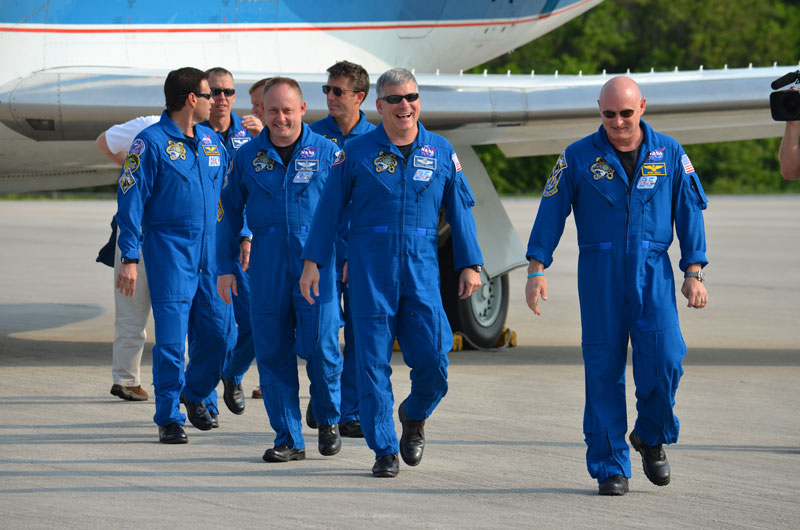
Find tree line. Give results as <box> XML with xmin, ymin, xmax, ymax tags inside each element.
<box><xmin>469</xmin><ymin>0</ymin><xmax>800</xmax><ymax>194</ymax></box>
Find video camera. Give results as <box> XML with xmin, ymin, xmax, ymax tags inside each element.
<box><xmin>770</xmin><ymin>70</ymin><xmax>800</xmax><ymax>121</ymax></box>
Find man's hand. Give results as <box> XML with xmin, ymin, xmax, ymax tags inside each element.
<box><xmin>525</xmin><ymin>259</ymin><xmax>547</xmax><ymax>316</ymax></box>
<box><xmin>681</xmin><ymin>277</ymin><xmax>708</xmax><ymax>308</ymax></box>
<box><xmin>342</xmin><ymin>261</ymin><xmax>348</xmax><ymax>285</ymax></box>
<box><xmin>217</xmin><ymin>274</ymin><xmax>237</xmax><ymax>305</ymax></box>
<box><xmin>116</xmin><ymin>262</ymin><xmax>138</xmax><ymax>297</ymax></box>
<box><xmin>458</xmin><ymin>268</ymin><xmax>482</xmax><ymax>299</ymax></box>
<box><xmin>241</xmin><ymin>115</ymin><xmax>264</xmax><ymax>137</ymax></box>
<box><xmin>525</xmin><ymin>277</ymin><xmax>548</xmax><ymax>316</ymax></box>
<box><xmin>299</xmin><ymin>260</ymin><xmax>320</xmax><ymax>305</ymax></box>
<box><xmin>239</xmin><ymin>239</ymin><xmax>251</xmax><ymax>271</ymax></box>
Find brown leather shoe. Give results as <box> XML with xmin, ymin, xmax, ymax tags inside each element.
<box><xmin>110</xmin><ymin>384</ymin><xmax>148</xmax><ymax>401</ymax></box>
<box><xmin>251</xmin><ymin>387</ymin><xmax>262</xmax><ymax>399</ymax></box>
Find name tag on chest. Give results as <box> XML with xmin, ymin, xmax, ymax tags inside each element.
<box><xmin>413</xmin><ymin>155</ymin><xmax>436</xmax><ymax>170</ymax></box>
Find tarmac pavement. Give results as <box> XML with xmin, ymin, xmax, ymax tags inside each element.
<box><xmin>0</xmin><ymin>197</ymin><xmax>798</xmax><ymax>529</ymax></box>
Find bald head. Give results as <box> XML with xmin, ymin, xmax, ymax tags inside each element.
<box><xmin>597</xmin><ymin>76</ymin><xmax>646</xmax><ymax>151</ymax></box>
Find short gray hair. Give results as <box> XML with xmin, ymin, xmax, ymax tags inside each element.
<box><xmin>376</xmin><ymin>68</ymin><xmax>417</xmax><ymax>98</ymax></box>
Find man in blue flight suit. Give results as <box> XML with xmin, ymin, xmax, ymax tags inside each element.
<box><xmin>300</xmin><ymin>68</ymin><xmax>483</xmax><ymax>478</ymax></box>
<box><xmin>116</xmin><ymin>67</ymin><xmax>232</xmax><ymax>444</ymax></box>
<box><xmin>201</xmin><ymin>67</ymin><xmax>257</xmax><ymax>418</ymax></box>
<box><xmin>307</xmin><ymin>60</ymin><xmax>376</xmax><ymax>438</ymax></box>
<box><xmin>525</xmin><ymin>76</ymin><xmax>709</xmax><ymax>495</ymax></box>
<box><xmin>216</xmin><ymin>77</ymin><xmax>344</xmax><ymax>462</ymax></box>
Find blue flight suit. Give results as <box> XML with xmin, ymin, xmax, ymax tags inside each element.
<box><xmin>202</xmin><ymin>111</ymin><xmax>256</xmax><ymax>389</ymax></box>
<box><xmin>526</xmin><ymin>120</ymin><xmax>708</xmax><ymax>483</ymax></box>
<box><xmin>309</xmin><ymin>111</ymin><xmax>376</xmax><ymax>426</ymax></box>
<box><xmin>117</xmin><ymin>111</ymin><xmax>232</xmax><ymax>427</ymax></box>
<box><xmin>302</xmin><ymin>122</ymin><xmax>483</xmax><ymax>458</ymax></box>
<box><xmin>217</xmin><ymin>123</ymin><xmax>343</xmax><ymax>449</ymax></box>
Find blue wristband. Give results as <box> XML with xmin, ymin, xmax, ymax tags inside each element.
<box><xmin>527</xmin><ymin>272</ymin><xmax>544</xmax><ymax>278</ymax></box>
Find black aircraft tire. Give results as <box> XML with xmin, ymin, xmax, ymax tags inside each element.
<box><xmin>454</xmin><ymin>272</ymin><xmax>509</xmax><ymax>349</ymax></box>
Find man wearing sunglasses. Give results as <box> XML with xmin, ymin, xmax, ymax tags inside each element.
<box><xmin>306</xmin><ymin>60</ymin><xmax>376</xmax><ymax>439</ymax></box>
<box><xmin>525</xmin><ymin>76</ymin><xmax>709</xmax><ymax>495</ymax></box>
<box><xmin>300</xmin><ymin>68</ymin><xmax>483</xmax><ymax>478</ymax></box>
<box><xmin>217</xmin><ymin>77</ymin><xmax>345</xmax><ymax>463</ymax></box>
<box><xmin>199</xmin><ymin>67</ymin><xmax>258</xmax><ymax>421</ymax></box>
<box><xmin>116</xmin><ymin>67</ymin><xmax>232</xmax><ymax>444</ymax></box>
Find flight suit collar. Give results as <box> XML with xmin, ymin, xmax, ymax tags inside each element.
<box><xmin>373</xmin><ymin>120</ymin><xmax>430</xmax><ymax>158</ymax></box>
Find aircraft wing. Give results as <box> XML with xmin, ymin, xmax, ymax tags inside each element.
<box><xmin>0</xmin><ymin>64</ymin><xmax>787</xmax><ymax>187</ymax></box>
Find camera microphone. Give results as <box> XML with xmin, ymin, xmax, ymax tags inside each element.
<box><xmin>771</xmin><ymin>70</ymin><xmax>800</xmax><ymax>90</ymax></box>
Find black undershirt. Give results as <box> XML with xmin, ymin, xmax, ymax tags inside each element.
<box><xmin>397</xmin><ymin>143</ymin><xmax>413</xmax><ymax>159</ymax></box>
<box><xmin>614</xmin><ymin>146</ymin><xmax>640</xmax><ymax>190</ymax></box>
<box><xmin>275</xmin><ymin>137</ymin><xmax>300</xmax><ymax>167</ymax></box>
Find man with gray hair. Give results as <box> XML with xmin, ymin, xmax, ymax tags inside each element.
<box><xmin>300</xmin><ymin>68</ymin><xmax>483</xmax><ymax>477</ymax></box>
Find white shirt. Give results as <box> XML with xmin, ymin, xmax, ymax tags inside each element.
<box><xmin>105</xmin><ymin>115</ymin><xmax>160</xmax><ymax>154</ymax></box>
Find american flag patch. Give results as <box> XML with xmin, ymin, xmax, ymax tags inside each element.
<box><xmin>681</xmin><ymin>154</ymin><xmax>694</xmax><ymax>174</ymax></box>
<box><xmin>452</xmin><ymin>153</ymin><xmax>462</xmax><ymax>172</ymax></box>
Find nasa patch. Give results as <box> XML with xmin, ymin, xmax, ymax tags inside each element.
<box><xmin>298</xmin><ymin>146</ymin><xmax>318</xmax><ymax>159</ymax></box>
<box><xmin>420</xmin><ymin>145</ymin><xmax>436</xmax><ymax>157</ymax></box>
<box><xmin>647</xmin><ymin>147</ymin><xmax>665</xmax><ymax>161</ymax></box>
<box><xmin>200</xmin><ymin>134</ymin><xmax>213</xmax><ymax>146</ymax></box>
<box><xmin>637</xmin><ymin>176</ymin><xmax>658</xmax><ymax>189</ymax></box>
<box><xmin>413</xmin><ymin>169</ymin><xmax>433</xmax><ymax>182</ymax></box>
<box><xmin>543</xmin><ymin>152</ymin><xmax>567</xmax><ymax>197</ymax></box>
<box><xmin>119</xmin><ymin>169</ymin><xmax>136</xmax><ymax>194</ymax></box>
<box><xmin>293</xmin><ymin>171</ymin><xmax>313</xmax><ymax>184</ymax></box>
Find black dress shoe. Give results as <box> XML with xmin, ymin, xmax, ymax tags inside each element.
<box><xmin>263</xmin><ymin>444</ymin><xmax>306</xmax><ymax>463</ymax></box>
<box><xmin>398</xmin><ymin>399</ymin><xmax>425</xmax><ymax>466</ymax></box>
<box><xmin>598</xmin><ymin>474</ymin><xmax>629</xmax><ymax>496</ymax></box>
<box><xmin>339</xmin><ymin>420</ymin><xmax>364</xmax><ymax>438</ymax></box>
<box><xmin>180</xmin><ymin>394</ymin><xmax>214</xmax><ymax>431</ymax></box>
<box><xmin>210</xmin><ymin>411</ymin><xmax>219</xmax><ymax>428</ymax></box>
<box><xmin>372</xmin><ymin>454</ymin><xmax>399</xmax><ymax>478</ymax></box>
<box><xmin>221</xmin><ymin>375</ymin><xmax>245</xmax><ymax>415</ymax></box>
<box><xmin>159</xmin><ymin>423</ymin><xmax>188</xmax><ymax>444</ymax></box>
<box><xmin>318</xmin><ymin>424</ymin><xmax>342</xmax><ymax>456</ymax></box>
<box><xmin>630</xmin><ymin>431</ymin><xmax>671</xmax><ymax>486</ymax></box>
<box><xmin>306</xmin><ymin>400</ymin><xmax>317</xmax><ymax>429</ymax></box>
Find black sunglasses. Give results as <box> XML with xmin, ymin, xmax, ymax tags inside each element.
<box><xmin>210</xmin><ymin>87</ymin><xmax>236</xmax><ymax>97</ymax></box>
<box><xmin>602</xmin><ymin>109</ymin><xmax>635</xmax><ymax>119</ymax></box>
<box><xmin>380</xmin><ymin>93</ymin><xmax>420</xmax><ymax>104</ymax></box>
<box><xmin>322</xmin><ymin>85</ymin><xmax>363</xmax><ymax>97</ymax></box>
<box><xmin>179</xmin><ymin>92</ymin><xmax>212</xmax><ymax>100</ymax></box>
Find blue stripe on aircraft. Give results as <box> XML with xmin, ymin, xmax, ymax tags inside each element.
<box><xmin>0</xmin><ymin>0</ymin><xmax>585</xmax><ymax>26</ymax></box>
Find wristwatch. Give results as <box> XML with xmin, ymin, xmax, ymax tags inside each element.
<box><xmin>684</xmin><ymin>270</ymin><xmax>705</xmax><ymax>282</ymax></box>
<box><xmin>120</xmin><ymin>257</ymin><xmax>139</xmax><ymax>264</ymax></box>
<box><xmin>465</xmin><ymin>264</ymin><xmax>482</xmax><ymax>273</ymax></box>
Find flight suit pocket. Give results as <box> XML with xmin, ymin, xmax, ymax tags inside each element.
<box><xmin>577</xmin><ymin>242</ymin><xmax>614</xmax><ymax>344</ymax></box>
<box><xmin>295</xmin><ymin>303</ymin><xmax>319</xmax><ymax>361</ymax></box>
<box><xmin>631</xmin><ymin>330</ymin><xmax>659</xmax><ymax>399</ymax></box>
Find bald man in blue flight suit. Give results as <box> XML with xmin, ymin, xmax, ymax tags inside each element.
<box><xmin>300</xmin><ymin>68</ymin><xmax>483</xmax><ymax>478</ymax></box>
<box><xmin>216</xmin><ymin>77</ymin><xmax>344</xmax><ymax>462</ymax></box>
<box><xmin>308</xmin><ymin>60</ymin><xmax>376</xmax><ymax>438</ymax></box>
<box><xmin>525</xmin><ymin>76</ymin><xmax>709</xmax><ymax>496</ymax></box>
<box><xmin>116</xmin><ymin>67</ymin><xmax>232</xmax><ymax>444</ymax></box>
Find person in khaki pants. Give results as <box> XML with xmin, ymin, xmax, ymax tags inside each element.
<box><xmin>96</xmin><ymin>115</ymin><xmax>159</xmax><ymax>401</ymax></box>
